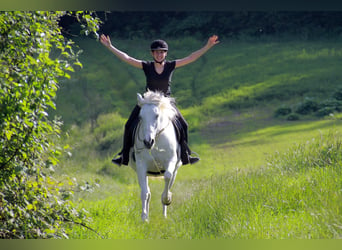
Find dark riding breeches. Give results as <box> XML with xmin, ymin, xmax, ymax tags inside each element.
<box><xmin>118</xmin><ymin>104</ymin><xmax>191</xmax><ymax>165</ymax></box>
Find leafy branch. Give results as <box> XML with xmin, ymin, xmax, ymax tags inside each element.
<box><xmin>0</xmin><ymin>11</ymin><xmax>101</xmax><ymax>239</ymax></box>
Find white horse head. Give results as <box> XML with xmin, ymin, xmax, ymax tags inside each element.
<box><xmin>132</xmin><ymin>90</ymin><xmax>181</xmax><ymax>221</ymax></box>
<box><xmin>137</xmin><ymin>91</ymin><xmax>176</xmax><ymax>149</ymax></box>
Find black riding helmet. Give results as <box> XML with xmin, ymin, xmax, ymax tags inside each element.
<box><xmin>150</xmin><ymin>39</ymin><xmax>168</xmax><ymax>51</ymax></box>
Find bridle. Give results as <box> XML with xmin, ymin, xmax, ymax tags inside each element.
<box><xmin>135</xmin><ymin>117</ymin><xmax>171</xmax><ymax>153</ymax></box>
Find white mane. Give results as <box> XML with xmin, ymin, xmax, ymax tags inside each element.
<box><xmin>138</xmin><ymin>91</ymin><xmax>177</xmax><ymax>120</ymax></box>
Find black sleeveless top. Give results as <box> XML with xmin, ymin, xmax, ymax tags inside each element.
<box><xmin>142</xmin><ymin>60</ymin><xmax>176</xmax><ymax>96</ymax></box>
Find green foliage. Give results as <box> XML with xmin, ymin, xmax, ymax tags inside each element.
<box><xmin>287</xmin><ymin>114</ymin><xmax>300</xmax><ymax>121</ymax></box>
<box><xmin>274</xmin><ymin>106</ymin><xmax>292</xmax><ymax>117</ymax></box>
<box><xmin>93</xmin><ymin>113</ymin><xmax>126</xmax><ymax>154</ymax></box>
<box><xmin>315</xmin><ymin>107</ymin><xmax>336</xmax><ymax>117</ymax></box>
<box><xmin>295</xmin><ymin>98</ymin><xmax>319</xmax><ymax>115</ymax></box>
<box><xmin>333</xmin><ymin>87</ymin><xmax>342</xmax><ymax>100</ymax></box>
<box><xmin>0</xmin><ymin>11</ymin><xmax>100</xmax><ymax>238</ymax></box>
<box><xmin>275</xmin><ymin>91</ymin><xmax>342</xmax><ymax>120</ymax></box>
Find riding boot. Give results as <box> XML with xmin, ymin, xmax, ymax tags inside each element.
<box><xmin>180</xmin><ymin>142</ymin><xmax>190</xmax><ymax>165</ymax></box>
<box><xmin>172</xmin><ymin>111</ymin><xmax>200</xmax><ymax>165</ymax></box>
<box><xmin>112</xmin><ymin>144</ymin><xmax>131</xmax><ymax>166</ymax></box>
<box><xmin>112</xmin><ymin>105</ymin><xmax>141</xmax><ymax>166</ymax></box>
<box><xmin>113</xmin><ymin>125</ymin><xmax>133</xmax><ymax>166</ymax></box>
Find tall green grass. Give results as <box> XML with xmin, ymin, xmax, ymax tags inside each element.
<box><xmin>65</xmin><ymin>124</ymin><xmax>342</xmax><ymax>239</ymax></box>
<box><xmin>176</xmin><ymin>131</ymin><xmax>342</xmax><ymax>239</ymax></box>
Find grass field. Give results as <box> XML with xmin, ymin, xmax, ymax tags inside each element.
<box><xmin>53</xmin><ymin>37</ymin><xmax>342</xmax><ymax>239</ymax></box>
<box><xmin>62</xmin><ymin>118</ymin><xmax>342</xmax><ymax>239</ymax></box>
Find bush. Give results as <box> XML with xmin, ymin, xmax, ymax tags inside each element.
<box><xmin>316</xmin><ymin>107</ymin><xmax>335</xmax><ymax>117</ymax></box>
<box><xmin>93</xmin><ymin>113</ymin><xmax>125</xmax><ymax>154</ymax></box>
<box><xmin>332</xmin><ymin>87</ymin><xmax>342</xmax><ymax>101</ymax></box>
<box><xmin>318</xmin><ymin>99</ymin><xmax>342</xmax><ymax>111</ymax></box>
<box><xmin>276</xmin><ymin>95</ymin><xmax>342</xmax><ymax>121</ymax></box>
<box><xmin>0</xmin><ymin>11</ymin><xmax>100</xmax><ymax>239</ymax></box>
<box><xmin>274</xmin><ymin>106</ymin><xmax>292</xmax><ymax>117</ymax></box>
<box><xmin>295</xmin><ymin>98</ymin><xmax>319</xmax><ymax>115</ymax></box>
<box><xmin>287</xmin><ymin>114</ymin><xmax>300</xmax><ymax>121</ymax></box>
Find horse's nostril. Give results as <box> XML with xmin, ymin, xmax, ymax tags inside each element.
<box><xmin>144</xmin><ymin>139</ymin><xmax>154</xmax><ymax>149</ymax></box>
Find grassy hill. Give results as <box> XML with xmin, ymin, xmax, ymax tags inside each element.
<box><xmin>53</xmin><ymin>36</ymin><xmax>342</xmax><ymax>128</ymax></box>
<box><xmin>52</xmin><ymin>36</ymin><xmax>342</xmax><ymax>239</ymax></box>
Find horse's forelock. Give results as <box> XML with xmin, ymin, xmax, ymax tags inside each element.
<box><xmin>142</xmin><ymin>91</ymin><xmax>163</xmax><ymax>104</ymax></box>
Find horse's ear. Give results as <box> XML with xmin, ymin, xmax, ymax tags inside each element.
<box><xmin>137</xmin><ymin>93</ymin><xmax>144</xmax><ymax>107</ymax></box>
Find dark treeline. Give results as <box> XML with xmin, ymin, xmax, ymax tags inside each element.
<box><xmin>60</xmin><ymin>11</ymin><xmax>342</xmax><ymax>40</ymax></box>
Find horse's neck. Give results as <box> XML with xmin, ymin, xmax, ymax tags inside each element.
<box><xmin>157</xmin><ymin>117</ymin><xmax>177</xmax><ymax>143</ymax></box>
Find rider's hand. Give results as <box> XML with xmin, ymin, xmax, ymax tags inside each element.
<box><xmin>100</xmin><ymin>34</ymin><xmax>112</xmax><ymax>48</ymax></box>
<box><xmin>207</xmin><ymin>35</ymin><xmax>219</xmax><ymax>47</ymax></box>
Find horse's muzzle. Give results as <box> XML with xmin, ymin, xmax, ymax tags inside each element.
<box><xmin>143</xmin><ymin>139</ymin><xmax>154</xmax><ymax>149</ymax></box>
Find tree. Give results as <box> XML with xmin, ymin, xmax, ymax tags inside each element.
<box><xmin>0</xmin><ymin>11</ymin><xmax>100</xmax><ymax>239</ymax></box>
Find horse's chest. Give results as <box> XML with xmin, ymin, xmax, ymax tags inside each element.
<box><xmin>136</xmin><ymin>143</ymin><xmax>170</xmax><ymax>167</ymax></box>
<box><xmin>149</xmin><ymin>145</ymin><xmax>170</xmax><ymax>162</ymax></box>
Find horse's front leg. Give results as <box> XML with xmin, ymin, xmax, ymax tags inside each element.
<box><xmin>161</xmin><ymin>160</ymin><xmax>178</xmax><ymax>218</ymax></box>
<box><xmin>137</xmin><ymin>166</ymin><xmax>151</xmax><ymax>222</ymax></box>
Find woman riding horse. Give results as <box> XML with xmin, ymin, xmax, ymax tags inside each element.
<box><xmin>100</xmin><ymin>34</ymin><xmax>219</xmax><ymax>166</ymax></box>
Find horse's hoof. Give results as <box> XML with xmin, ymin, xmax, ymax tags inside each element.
<box><xmin>163</xmin><ymin>200</ymin><xmax>171</xmax><ymax>206</ymax></box>
<box><xmin>162</xmin><ymin>192</ymin><xmax>172</xmax><ymax>206</ymax></box>
<box><xmin>141</xmin><ymin>214</ymin><xmax>149</xmax><ymax>222</ymax></box>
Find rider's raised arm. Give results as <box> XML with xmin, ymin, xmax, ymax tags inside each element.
<box><xmin>100</xmin><ymin>34</ymin><xmax>143</xmax><ymax>69</ymax></box>
<box><xmin>175</xmin><ymin>35</ymin><xmax>219</xmax><ymax>68</ymax></box>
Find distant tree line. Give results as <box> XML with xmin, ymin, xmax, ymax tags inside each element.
<box><xmin>60</xmin><ymin>11</ymin><xmax>342</xmax><ymax>40</ymax></box>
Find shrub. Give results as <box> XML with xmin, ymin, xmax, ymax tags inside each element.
<box><xmin>332</xmin><ymin>87</ymin><xmax>342</xmax><ymax>101</ymax></box>
<box><xmin>274</xmin><ymin>106</ymin><xmax>292</xmax><ymax>117</ymax></box>
<box><xmin>295</xmin><ymin>98</ymin><xmax>319</xmax><ymax>115</ymax></box>
<box><xmin>287</xmin><ymin>114</ymin><xmax>300</xmax><ymax>121</ymax></box>
<box><xmin>316</xmin><ymin>107</ymin><xmax>335</xmax><ymax>117</ymax></box>
<box><xmin>318</xmin><ymin>99</ymin><xmax>342</xmax><ymax>111</ymax></box>
<box><xmin>93</xmin><ymin>113</ymin><xmax>125</xmax><ymax>154</ymax></box>
<box><xmin>0</xmin><ymin>11</ymin><xmax>100</xmax><ymax>239</ymax></box>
